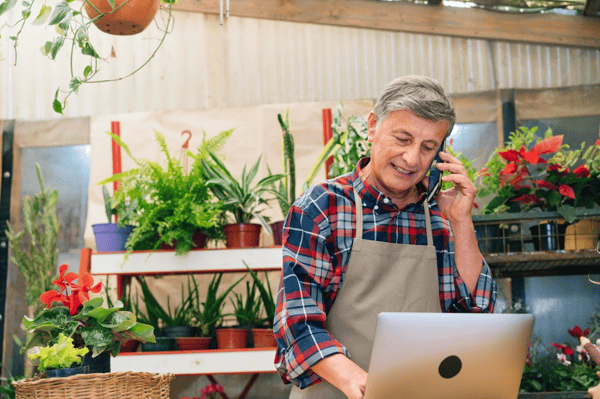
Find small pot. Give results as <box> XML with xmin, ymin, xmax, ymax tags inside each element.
<box><xmin>175</xmin><ymin>337</ymin><xmax>212</xmax><ymax>351</ymax></box>
<box><xmin>163</xmin><ymin>325</ymin><xmax>196</xmax><ymax>338</ymax></box>
<box><xmin>270</xmin><ymin>220</ymin><xmax>285</xmax><ymax>246</ymax></box>
<box><xmin>84</xmin><ymin>0</ymin><xmax>160</xmax><ymax>36</ymax></box>
<box><xmin>223</xmin><ymin>224</ymin><xmax>262</xmax><ymax>248</ymax></box>
<box><xmin>92</xmin><ymin>223</ymin><xmax>133</xmax><ymax>252</ymax></box>
<box><xmin>46</xmin><ymin>366</ymin><xmax>87</xmax><ymax>378</ymax></box>
<box><xmin>160</xmin><ymin>231</ymin><xmax>208</xmax><ymax>251</ymax></box>
<box><xmin>216</xmin><ymin>328</ymin><xmax>249</xmax><ymax>349</ymax></box>
<box><xmin>252</xmin><ymin>328</ymin><xmax>277</xmax><ymax>348</ymax></box>
<box><xmin>81</xmin><ymin>351</ymin><xmax>111</xmax><ymax>374</ymax></box>
<box><xmin>141</xmin><ymin>337</ymin><xmax>176</xmax><ymax>352</ymax></box>
<box><xmin>119</xmin><ymin>340</ymin><xmax>139</xmax><ymax>353</ymax></box>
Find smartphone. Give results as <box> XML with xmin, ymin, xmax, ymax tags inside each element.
<box><xmin>426</xmin><ymin>141</ymin><xmax>446</xmax><ymax>204</ymax></box>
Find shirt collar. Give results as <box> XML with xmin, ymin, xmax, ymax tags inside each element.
<box><xmin>351</xmin><ymin>157</ymin><xmax>427</xmax><ymax>212</ymax></box>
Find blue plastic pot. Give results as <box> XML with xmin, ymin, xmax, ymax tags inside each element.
<box><xmin>92</xmin><ymin>223</ymin><xmax>133</xmax><ymax>252</ymax></box>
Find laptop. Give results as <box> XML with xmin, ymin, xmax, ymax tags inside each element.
<box><xmin>364</xmin><ymin>312</ymin><xmax>535</xmax><ymax>399</ymax></box>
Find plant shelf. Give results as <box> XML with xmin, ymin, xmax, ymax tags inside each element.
<box><xmin>111</xmin><ymin>348</ymin><xmax>277</xmax><ymax>375</ymax></box>
<box><xmin>83</xmin><ymin>246</ymin><xmax>283</xmax><ymax>276</ymax></box>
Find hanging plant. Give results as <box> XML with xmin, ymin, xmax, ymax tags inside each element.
<box><xmin>0</xmin><ymin>0</ymin><xmax>176</xmax><ymax>114</ymax></box>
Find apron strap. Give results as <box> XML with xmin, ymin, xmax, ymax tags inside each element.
<box><xmin>353</xmin><ymin>188</ymin><xmax>434</xmax><ymax>245</ymax></box>
<box><xmin>353</xmin><ymin>188</ymin><xmax>364</xmax><ymax>238</ymax></box>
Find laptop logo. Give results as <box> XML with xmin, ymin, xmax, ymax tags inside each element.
<box><xmin>438</xmin><ymin>355</ymin><xmax>462</xmax><ymax>379</ymax></box>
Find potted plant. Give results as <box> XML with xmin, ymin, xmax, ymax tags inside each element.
<box><xmin>28</xmin><ymin>333</ymin><xmax>90</xmax><ymax>378</ymax></box>
<box><xmin>92</xmin><ymin>185</ymin><xmax>137</xmax><ymax>252</ymax></box>
<box><xmin>477</xmin><ymin>126</ymin><xmax>600</xmax><ymax>251</ymax></box>
<box><xmin>0</xmin><ymin>0</ymin><xmax>175</xmax><ymax>113</ymax></box>
<box><xmin>5</xmin><ymin>163</ymin><xmax>59</xmax><ymax>318</ymax></box>
<box><xmin>190</xmin><ymin>273</ymin><xmax>245</xmax><ymax>349</ymax></box>
<box><xmin>244</xmin><ymin>262</ymin><xmax>277</xmax><ymax>348</ymax></box>
<box><xmin>267</xmin><ymin>110</ymin><xmax>342</xmax><ymax>244</ymax></box>
<box><xmin>21</xmin><ymin>264</ymin><xmax>156</xmax><ymax>374</ymax></box>
<box><xmin>215</xmin><ymin>279</ymin><xmax>262</xmax><ymax>350</ymax></box>
<box><xmin>201</xmin><ymin>151</ymin><xmax>284</xmax><ymax>248</ymax></box>
<box><xmin>100</xmin><ymin>129</ymin><xmax>233</xmax><ymax>257</ymax></box>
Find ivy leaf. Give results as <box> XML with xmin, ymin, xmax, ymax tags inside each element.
<box><xmin>40</xmin><ymin>41</ymin><xmax>52</xmax><ymax>56</ymax></box>
<box><xmin>0</xmin><ymin>0</ymin><xmax>17</xmax><ymax>17</ymax></box>
<box><xmin>83</xmin><ymin>65</ymin><xmax>93</xmax><ymax>78</ymax></box>
<box><xmin>49</xmin><ymin>35</ymin><xmax>64</xmax><ymax>59</ymax></box>
<box><xmin>107</xmin><ymin>0</ymin><xmax>114</xmax><ymax>8</ymax></box>
<box><xmin>48</xmin><ymin>1</ymin><xmax>72</xmax><ymax>25</ymax></box>
<box><xmin>81</xmin><ymin>42</ymin><xmax>98</xmax><ymax>58</ymax></box>
<box><xmin>52</xmin><ymin>99</ymin><xmax>64</xmax><ymax>114</ymax></box>
<box><xmin>69</xmin><ymin>77</ymin><xmax>82</xmax><ymax>93</ymax></box>
<box><xmin>75</xmin><ymin>25</ymin><xmax>89</xmax><ymax>47</ymax></box>
<box><xmin>21</xmin><ymin>9</ymin><xmax>30</xmax><ymax>19</ymax></box>
<box><xmin>31</xmin><ymin>4</ymin><xmax>51</xmax><ymax>25</ymax></box>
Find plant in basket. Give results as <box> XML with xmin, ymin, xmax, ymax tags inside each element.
<box><xmin>201</xmin><ymin>150</ymin><xmax>284</xmax><ymax>248</ymax></box>
<box><xmin>99</xmin><ymin>129</ymin><xmax>233</xmax><ymax>256</ymax></box>
<box><xmin>21</xmin><ymin>264</ymin><xmax>156</xmax><ymax>375</ymax></box>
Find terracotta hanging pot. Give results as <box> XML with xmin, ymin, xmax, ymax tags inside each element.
<box><xmin>251</xmin><ymin>328</ymin><xmax>277</xmax><ymax>348</ymax></box>
<box><xmin>216</xmin><ymin>328</ymin><xmax>249</xmax><ymax>349</ymax></box>
<box><xmin>223</xmin><ymin>224</ymin><xmax>262</xmax><ymax>248</ymax></box>
<box><xmin>84</xmin><ymin>0</ymin><xmax>160</xmax><ymax>36</ymax></box>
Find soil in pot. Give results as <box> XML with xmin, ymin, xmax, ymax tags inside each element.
<box><xmin>223</xmin><ymin>224</ymin><xmax>262</xmax><ymax>248</ymax></box>
<box><xmin>216</xmin><ymin>328</ymin><xmax>249</xmax><ymax>349</ymax></box>
<box><xmin>252</xmin><ymin>328</ymin><xmax>277</xmax><ymax>348</ymax></box>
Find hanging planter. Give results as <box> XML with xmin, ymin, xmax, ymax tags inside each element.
<box><xmin>84</xmin><ymin>0</ymin><xmax>161</xmax><ymax>36</ymax></box>
<box><xmin>223</xmin><ymin>224</ymin><xmax>262</xmax><ymax>248</ymax></box>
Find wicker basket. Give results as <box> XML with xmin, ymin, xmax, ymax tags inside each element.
<box><xmin>12</xmin><ymin>371</ymin><xmax>174</xmax><ymax>399</ymax></box>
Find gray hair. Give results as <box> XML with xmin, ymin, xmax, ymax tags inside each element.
<box><xmin>373</xmin><ymin>75</ymin><xmax>456</xmax><ymax>137</ymax></box>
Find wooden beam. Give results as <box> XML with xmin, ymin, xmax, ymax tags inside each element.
<box><xmin>172</xmin><ymin>0</ymin><xmax>600</xmax><ymax>49</ymax></box>
<box><xmin>584</xmin><ymin>0</ymin><xmax>600</xmax><ymax>16</ymax></box>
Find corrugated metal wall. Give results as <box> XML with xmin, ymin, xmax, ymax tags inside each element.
<box><xmin>1</xmin><ymin>9</ymin><xmax>599</xmax><ymax>120</ymax></box>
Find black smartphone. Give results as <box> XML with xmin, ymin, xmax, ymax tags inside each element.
<box><xmin>426</xmin><ymin>141</ymin><xmax>446</xmax><ymax>204</ymax></box>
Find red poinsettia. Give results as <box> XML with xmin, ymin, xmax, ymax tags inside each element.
<box><xmin>550</xmin><ymin>342</ymin><xmax>574</xmax><ymax>356</ymax></box>
<box><xmin>39</xmin><ymin>264</ymin><xmax>103</xmax><ymax>315</ymax></box>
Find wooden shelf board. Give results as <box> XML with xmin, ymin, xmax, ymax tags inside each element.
<box><xmin>90</xmin><ymin>247</ymin><xmax>283</xmax><ymax>275</ymax></box>
<box><xmin>111</xmin><ymin>348</ymin><xmax>277</xmax><ymax>375</ymax></box>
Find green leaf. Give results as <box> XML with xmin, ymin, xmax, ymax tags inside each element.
<box><xmin>21</xmin><ymin>9</ymin><xmax>30</xmax><ymax>18</ymax></box>
<box><xmin>28</xmin><ymin>334</ymin><xmax>88</xmax><ymax>372</ymax></box>
<box><xmin>0</xmin><ymin>0</ymin><xmax>18</xmax><ymax>17</ymax></box>
<box><xmin>48</xmin><ymin>2</ymin><xmax>71</xmax><ymax>25</ymax></box>
<box><xmin>69</xmin><ymin>77</ymin><xmax>82</xmax><ymax>93</ymax></box>
<box><xmin>83</xmin><ymin>65</ymin><xmax>93</xmax><ymax>78</ymax></box>
<box><xmin>81</xmin><ymin>42</ymin><xmax>98</xmax><ymax>58</ymax></box>
<box><xmin>49</xmin><ymin>36</ymin><xmax>64</xmax><ymax>59</ymax></box>
<box><xmin>107</xmin><ymin>0</ymin><xmax>115</xmax><ymax>8</ymax></box>
<box><xmin>31</xmin><ymin>4</ymin><xmax>51</xmax><ymax>25</ymax></box>
<box><xmin>52</xmin><ymin>99</ymin><xmax>64</xmax><ymax>114</ymax></box>
<box><xmin>80</xmin><ymin>324</ymin><xmax>115</xmax><ymax>350</ymax></box>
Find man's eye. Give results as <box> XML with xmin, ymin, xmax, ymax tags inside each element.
<box><xmin>424</xmin><ymin>146</ymin><xmax>436</xmax><ymax>152</ymax></box>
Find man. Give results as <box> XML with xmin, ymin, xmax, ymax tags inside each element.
<box><xmin>273</xmin><ymin>75</ymin><xmax>497</xmax><ymax>399</ymax></box>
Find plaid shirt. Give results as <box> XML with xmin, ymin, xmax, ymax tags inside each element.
<box><xmin>273</xmin><ymin>158</ymin><xmax>497</xmax><ymax>389</ymax></box>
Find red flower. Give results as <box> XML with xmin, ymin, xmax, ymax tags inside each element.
<box><xmin>70</xmin><ymin>272</ymin><xmax>103</xmax><ymax>305</ymax></box>
<box><xmin>498</xmin><ymin>149</ymin><xmax>520</xmax><ymax>162</ymax></box>
<box><xmin>52</xmin><ymin>264</ymin><xmax>78</xmax><ymax>292</ymax></box>
<box><xmin>559</xmin><ymin>185</ymin><xmax>576</xmax><ymax>200</ymax></box>
<box><xmin>519</xmin><ymin>146</ymin><xmax>544</xmax><ymax>165</ymax></box>
<box><xmin>573</xmin><ymin>165</ymin><xmax>590</xmax><ymax>178</ymax></box>
<box><xmin>39</xmin><ymin>290</ymin><xmax>67</xmax><ymax>308</ymax></box>
<box><xmin>478</xmin><ymin>167</ymin><xmax>490</xmax><ymax>177</ymax></box>
<box><xmin>568</xmin><ymin>325</ymin><xmax>590</xmax><ymax>338</ymax></box>
<box><xmin>550</xmin><ymin>343</ymin><xmax>574</xmax><ymax>355</ymax></box>
<box><xmin>500</xmin><ymin>162</ymin><xmax>518</xmax><ymax>176</ymax></box>
<box><xmin>512</xmin><ymin>194</ymin><xmax>541</xmax><ymax>205</ymax></box>
<box><xmin>532</xmin><ymin>135</ymin><xmax>563</xmax><ymax>154</ymax></box>
<box><xmin>596</xmin><ymin>139</ymin><xmax>600</xmax><ymax>147</ymax></box>
<box><xmin>532</xmin><ymin>180</ymin><xmax>557</xmax><ymax>190</ymax></box>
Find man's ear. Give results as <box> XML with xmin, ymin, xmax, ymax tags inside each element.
<box><xmin>367</xmin><ymin>111</ymin><xmax>377</xmax><ymax>142</ymax></box>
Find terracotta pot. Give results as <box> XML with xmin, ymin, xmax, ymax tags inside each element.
<box><xmin>175</xmin><ymin>337</ymin><xmax>212</xmax><ymax>351</ymax></box>
<box><xmin>216</xmin><ymin>328</ymin><xmax>249</xmax><ymax>349</ymax></box>
<box><xmin>252</xmin><ymin>328</ymin><xmax>277</xmax><ymax>348</ymax></box>
<box><xmin>84</xmin><ymin>0</ymin><xmax>160</xmax><ymax>36</ymax></box>
<box><xmin>270</xmin><ymin>220</ymin><xmax>285</xmax><ymax>246</ymax></box>
<box><xmin>119</xmin><ymin>339</ymin><xmax>139</xmax><ymax>353</ymax></box>
<box><xmin>223</xmin><ymin>224</ymin><xmax>262</xmax><ymax>248</ymax></box>
<box><xmin>160</xmin><ymin>231</ymin><xmax>208</xmax><ymax>251</ymax></box>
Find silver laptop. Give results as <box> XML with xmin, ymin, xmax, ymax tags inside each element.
<box><xmin>364</xmin><ymin>312</ymin><xmax>535</xmax><ymax>399</ymax></box>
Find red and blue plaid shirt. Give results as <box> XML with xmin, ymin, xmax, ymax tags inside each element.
<box><xmin>273</xmin><ymin>157</ymin><xmax>497</xmax><ymax>389</ymax></box>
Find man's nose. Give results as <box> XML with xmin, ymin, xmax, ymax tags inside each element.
<box><xmin>402</xmin><ymin>145</ymin><xmax>420</xmax><ymax>167</ymax></box>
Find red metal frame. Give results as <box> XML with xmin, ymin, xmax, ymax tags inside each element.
<box><xmin>322</xmin><ymin>108</ymin><xmax>333</xmax><ymax>178</ymax></box>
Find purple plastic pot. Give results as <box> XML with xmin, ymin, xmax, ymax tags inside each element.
<box><xmin>92</xmin><ymin>223</ymin><xmax>133</xmax><ymax>252</ymax></box>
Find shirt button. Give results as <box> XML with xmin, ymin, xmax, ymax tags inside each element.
<box><xmin>383</xmin><ymin>198</ymin><xmax>390</xmax><ymax>204</ymax></box>
<box><xmin>363</xmin><ymin>202</ymin><xmax>367</xmax><ymax>207</ymax></box>
<box><xmin>374</xmin><ymin>205</ymin><xmax>379</xmax><ymax>210</ymax></box>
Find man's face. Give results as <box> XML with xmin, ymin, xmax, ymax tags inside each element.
<box><xmin>365</xmin><ymin>109</ymin><xmax>449</xmax><ymax>202</ymax></box>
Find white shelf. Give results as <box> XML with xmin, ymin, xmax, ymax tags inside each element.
<box><xmin>90</xmin><ymin>247</ymin><xmax>283</xmax><ymax>275</ymax></box>
<box><xmin>111</xmin><ymin>349</ymin><xmax>278</xmax><ymax>375</ymax></box>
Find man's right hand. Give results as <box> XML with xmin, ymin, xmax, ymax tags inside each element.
<box><xmin>311</xmin><ymin>353</ymin><xmax>368</xmax><ymax>399</ymax></box>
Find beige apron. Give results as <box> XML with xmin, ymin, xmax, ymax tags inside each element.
<box><xmin>290</xmin><ymin>188</ymin><xmax>441</xmax><ymax>399</ymax></box>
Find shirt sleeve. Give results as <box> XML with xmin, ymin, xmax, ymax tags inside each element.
<box><xmin>440</xmin><ymin>229</ymin><xmax>497</xmax><ymax>313</ymax></box>
<box><xmin>273</xmin><ymin>202</ymin><xmax>348</xmax><ymax>388</ymax></box>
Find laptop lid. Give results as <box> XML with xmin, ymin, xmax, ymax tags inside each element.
<box><xmin>364</xmin><ymin>312</ymin><xmax>534</xmax><ymax>399</ymax></box>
